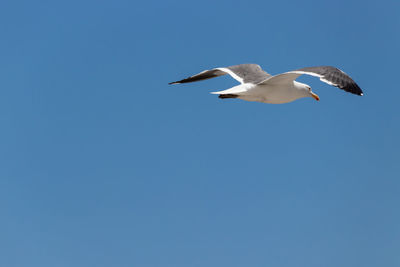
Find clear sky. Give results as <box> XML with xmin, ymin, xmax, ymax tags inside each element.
<box><xmin>0</xmin><ymin>0</ymin><xmax>399</xmax><ymax>266</ymax></box>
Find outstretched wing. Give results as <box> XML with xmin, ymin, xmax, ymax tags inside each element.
<box><xmin>169</xmin><ymin>68</ymin><xmax>229</xmax><ymax>85</ymax></box>
<box><xmin>169</xmin><ymin>64</ymin><xmax>271</xmax><ymax>85</ymax></box>
<box><xmin>259</xmin><ymin>66</ymin><xmax>363</xmax><ymax>96</ymax></box>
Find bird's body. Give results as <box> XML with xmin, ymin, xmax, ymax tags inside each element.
<box><xmin>169</xmin><ymin>64</ymin><xmax>363</xmax><ymax>104</ymax></box>
<box><xmin>212</xmin><ymin>80</ymin><xmax>312</xmax><ymax>104</ymax></box>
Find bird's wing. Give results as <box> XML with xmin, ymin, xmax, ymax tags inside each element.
<box><xmin>259</xmin><ymin>66</ymin><xmax>363</xmax><ymax>96</ymax></box>
<box><xmin>169</xmin><ymin>68</ymin><xmax>229</xmax><ymax>84</ymax></box>
<box><xmin>169</xmin><ymin>64</ymin><xmax>271</xmax><ymax>85</ymax></box>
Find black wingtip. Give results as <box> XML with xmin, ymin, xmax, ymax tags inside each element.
<box><xmin>353</xmin><ymin>84</ymin><xmax>364</xmax><ymax>96</ymax></box>
<box><xmin>168</xmin><ymin>81</ymin><xmax>179</xmax><ymax>85</ymax></box>
<box><xmin>343</xmin><ymin>81</ymin><xmax>363</xmax><ymax>96</ymax></box>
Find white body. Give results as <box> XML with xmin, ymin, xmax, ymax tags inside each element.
<box><xmin>212</xmin><ymin>81</ymin><xmax>312</xmax><ymax>104</ymax></box>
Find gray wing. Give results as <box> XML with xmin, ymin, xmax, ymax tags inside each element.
<box><xmin>169</xmin><ymin>69</ymin><xmax>227</xmax><ymax>85</ymax></box>
<box><xmin>260</xmin><ymin>66</ymin><xmax>363</xmax><ymax>96</ymax></box>
<box><xmin>169</xmin><ymin>64</ymin><xmax>271</xmax><ymax>85</ymax></box>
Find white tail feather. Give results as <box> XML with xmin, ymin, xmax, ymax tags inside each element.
<box><xmin>210</xmin><ymin>84</ymin><xmax>254</xmax><ymax>95</ymax></box>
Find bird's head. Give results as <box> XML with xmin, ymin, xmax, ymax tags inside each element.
<box><xmin>296</xmin><ymin>82</ymin><xmax>319</xmax><ymax>101</ymax></box>
<box><xmin>305</xmin><ymin>85</ymin><xmax>320</xmax><ymax>101</ymax></box>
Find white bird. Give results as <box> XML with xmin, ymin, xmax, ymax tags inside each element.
<box><xmin>169</xmin><ymin>64</ymin><xmax>363</xmax><ymax>104</ymax></box>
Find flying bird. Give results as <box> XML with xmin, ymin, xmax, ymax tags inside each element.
<box><xmin>169</xmin><ymin>64</ymin><xmax>363</xmax><ymax>104</ymax></box>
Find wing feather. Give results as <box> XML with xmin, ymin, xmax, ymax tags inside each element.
<box><xmin>169</xmin><ymin>69</ymin><xmax>228</xmax><ymax>84</ymax></box>
<box><xmin>259</xmin><ymin>66</ymin><xmax>363</xmax><ymax>96</ymax></box>
<box><xmin>169</xmin><ymin>64</ymin><xmax>270</xmax><ymax>85</ymax></box>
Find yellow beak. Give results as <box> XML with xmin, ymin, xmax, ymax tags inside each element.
<box><xmin>311</xmin><ymin>92</ymin><xmax>320</xmax><ymax>101</ymax></box>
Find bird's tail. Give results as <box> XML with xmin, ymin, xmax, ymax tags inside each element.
<box><xmin>210</xmin><ymin>84</ymin><xmax>251</xmax><ymax>98</ymax></box>
<box><xmin>218</xmin><ymin>94</ymin><xmax>238</xmax><ymax>99</ymax></box>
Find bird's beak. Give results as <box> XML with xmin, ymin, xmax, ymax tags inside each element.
<box><xmin>310</xmin><ymin>92</ymin><xmax>320</xmax><ymax>101</ymax></box>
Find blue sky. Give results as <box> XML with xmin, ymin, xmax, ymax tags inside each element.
<box><xmin>0</xmin><ymin>0</ymin><xmax>399</xmax><ymax>266</ymax></box>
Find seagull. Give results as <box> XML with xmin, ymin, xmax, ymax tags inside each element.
<box><xmin>169</xmin><ymin>64</ymin><xmax>363</xmax><ymax>104</ymax></box>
